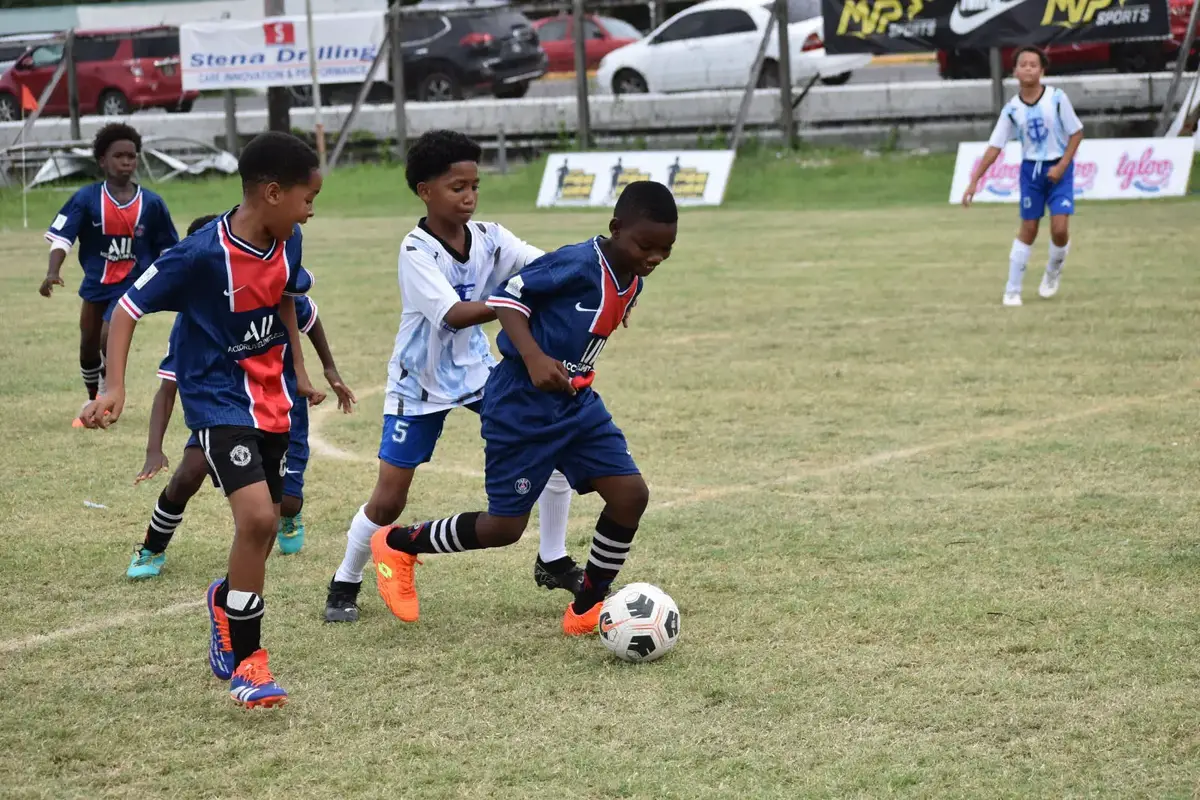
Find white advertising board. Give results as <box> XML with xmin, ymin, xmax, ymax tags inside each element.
<box><xmin>949</xmin><ymin>138</ymin><xmax>1195</xmax><ymax>204</ymax></box>
<box><xmin>536</xmin><ymin>151</ymin><xmax>736</xmax><ymax>208</ymax></box>
<box><xmin>180</xmin><ymin>12</ymin><xmax>386</xmax><ymax>91</ymax></box>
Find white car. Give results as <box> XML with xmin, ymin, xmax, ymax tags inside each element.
<box><xmin>595</xmin><ymin>0</ymin><xmax>871</xmax><ymax>95</ymax></box>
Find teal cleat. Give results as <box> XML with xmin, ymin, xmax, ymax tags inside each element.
<box><xmin>277</xmin><ymin>513</ymin><xmax>305</xmax><ymax>555</ymax></box>
<box><xmin>126</xmin><ymin>546</ymin><xmax>166</xmax><ymax>580</ymax></box>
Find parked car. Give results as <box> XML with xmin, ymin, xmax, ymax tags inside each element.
<box><xmin>0</xmin><ymin>26</ymin><xmax>197</xmax><ymax>122</ymax></box>
<box><xmin>595</xmin><ymin>0</ymin><xmax>870</xmax><ymax>95</ymax></box>
<box><xmin>532</xmin><ymin>14</ymin><xmax>643</xmax><ymax>72</ymax></box>
<box><xmin>0</xmin><ymin>33</ymin><xmax>58</xmax><ymax>78</ymax></box>
<box><xmin>939</xmin><ymin>0</ymin><xmax>1198</xmax><ymax>78</ymax></box>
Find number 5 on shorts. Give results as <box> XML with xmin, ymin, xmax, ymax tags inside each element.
<box><xmin>391</xmin><ymin>420</ymin><xmax>409</xmax><ymax>444</ymax></box>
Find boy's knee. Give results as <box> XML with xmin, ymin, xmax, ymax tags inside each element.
<box><xmin>238</xmin><ymin>506</ymin><xmax>279</xmax><ymax>541</ymax></box>
<box><xmin>487</xmin><ymin>514</ymin><xmax>528</xmax><ymax>547</ymax></box>
<box><xmin>624</xmin><ymin>478</ymin><xmax>650</xmax><ymax>518</ymax></box>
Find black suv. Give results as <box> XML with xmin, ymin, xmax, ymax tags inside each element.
<box><xmin>308</xmin><ymin>2</ymin><xmax>547</xmax><ymax>104</ymax></box>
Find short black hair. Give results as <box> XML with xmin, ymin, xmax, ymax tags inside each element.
<box><xmin>93</xmin><ymin>123</ymin><xmax>141</xmax><ymax>161</ymax></box>
<box><xmin>238</xmin><ymin>132</ymin><xmax>319</xmax><ymax>189</ymax></box>
<box><xmin>187</xmin><ymin>214</ymin><xmax>219</xmax><ymax>236</ymax></box>
<box><xmin>613</xmin><ymin>180</ymin><xmax>678</xmax><ymax>224</ymax></box>
<box><xmin>405</xmin><ymin>129</ymin><xmax>481</xmax><ymax>195</ymax></box>
<box><xmin>1014</xmin><ymin>45</ymin><xmax>1049</xmax><ymax>69</ymax></box>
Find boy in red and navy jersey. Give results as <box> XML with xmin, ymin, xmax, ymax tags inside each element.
<box><xmin>82</xmin><ymin>132</ymin><xmax>329</xmax><ymax>709</ymax></box>
<box><xmin>40</xmin><ymin>123</ymin><xmax>179</xmax><ymax>422</ymax></box>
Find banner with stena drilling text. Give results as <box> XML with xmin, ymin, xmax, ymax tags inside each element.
<box><xmin>948</xmin><ymin>138</ymin><xmax>1195</xmax><ymax>203</ymax></box>
<box><xmin>536</xmin><ymin>151</ymin><xmax>737</xmax><ymax>208</ymax></box>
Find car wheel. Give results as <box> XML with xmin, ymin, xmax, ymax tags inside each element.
<box><xmin>166</xmin><ymin>98</ymin><xmax>194</xmax><ymax>113</ymax></box>
<box><xmin>99</xmin><ymin>89</ymin><xmax>131</xmax><ymax>117</ymax></box>
<box><xmin>494</xmin><ymin>81</ymin><xmax>530</xmax><ymax>99</ymax></box>
<box><xmin>756</xmin><ymin>60</ymin><xmax>780</xmax><ymax>89</ymax></box>
<box><xmin>820</xmin><ymin>72</ymin><xmax>852</xmax><ymax>86</ymax></box>
<box><xmin>418</xmin><ymin>70</ymin><xmax>462</xmax><ymax>102</ymax></box>
<box><xmin>612</xmin><ymin>69</ymin><xmax>648</xmax><ymax>95</ymax></box>
<box><xmin>0</xmin><ymin>92</ymin><xmax>18</xmax><ymax>123</ymax></box>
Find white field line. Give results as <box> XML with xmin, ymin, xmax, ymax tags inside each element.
<box><xmin>2</xmin><ymin>387</ymin><xmax>1187</xmax><ymax>656</ymax></box>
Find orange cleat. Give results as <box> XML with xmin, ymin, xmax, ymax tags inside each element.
<box><xmin>229</xmin><ymin>649</ymin><xmax>288</xmax><ymax>709</ymax></box>
<box><xmin>370</xmin><ymin>527</ymin><xmax>422</xmax><ymax>622</ymax></box>
<box><xmin>563</xmin><ymin>601</ymin><xmax>602</xmax><ymax>636</ymax></box>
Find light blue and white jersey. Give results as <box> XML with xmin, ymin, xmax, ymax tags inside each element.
<box><xmin>988</xmin><ymin>86</ymin><xmax>1083</xmax><ymax>162</ymax></box>
<box><xmin>384</xmin><ymin>219</ymin><xmax>543</xmax><ymax>417</ymax></box>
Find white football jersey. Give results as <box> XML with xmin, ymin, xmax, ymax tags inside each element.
<box><xmin>385</xmin><ymin>219</ymin><xmax>543</xmax><ymax>417</ymax></box>
<box><xmin>988</xmin><ymin>86</ymin><xmax>1083</xmax><ymax>163</ymax></box>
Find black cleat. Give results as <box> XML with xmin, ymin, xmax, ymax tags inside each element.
<box><xmin>323</xmin><ymin>578</ymin><xmax>362</xmax><ymax>623</ymax></box>
<box><xmin>534</xmin><ymin>556</ymin><xmax>585</xmax><ymax>595</ymax></box>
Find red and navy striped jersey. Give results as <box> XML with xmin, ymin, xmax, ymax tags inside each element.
<box><xmin>486</xmin><ymin>237</ymin><xmax>641</xmax><ymax>381</ymax></box>
<box><xmin>44</xmin><ymin>183</ymin><xmax>178</xmax><ymax>297</ymax></box>
<box><xmin>122</xmin><ymin>210</ymin><xmax>313</xmax><ymax>434</ymax></box>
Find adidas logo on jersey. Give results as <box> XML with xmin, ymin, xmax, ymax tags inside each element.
<box><xmin>103</xmin><ymin>237</ymin><xmax>134</xmax><ymax>263</ymax></box>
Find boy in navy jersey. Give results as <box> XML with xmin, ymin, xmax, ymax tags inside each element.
<box><xmin>370</xmin><ymin>181</ymin><xmax>677</xmax><ymax>635</ymax></box>
<box><xmin>82</xmin><ymin>132</ymin><xmax>327</xmax><ymax>709</ymax></box>
<box><xmin>127</xmin><ymin>213</ymin><xmax>355</xmax><ymax>580</ymax></box>
<box><xmin>41</xmin><ymin>123</ymin><xmax>179</xmax><ymax>423</ymax></box>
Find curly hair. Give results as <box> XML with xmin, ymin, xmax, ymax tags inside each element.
<box><xmin>405</xmin><ymin>129</ymin><xmax>482</xmax><ymax>195</ymax></box>
<box><xmin>93</xmin><ymin>122</ymin><xmax>142</xmax><ymax>161</ymax></box>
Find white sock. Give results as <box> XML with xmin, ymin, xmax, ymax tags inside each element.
<box><xmin>1047</xmin><ymin>240</ymin><xmax>1069</xmax><ymax>275</ymax></box>
<box><xmin>333</xmin><ymin>504</ymin><xmax>382</xmax><ymax>584</ymax></box>
<box><xmin>536</xmin><ymin>471</ymin><xmax>572</xmax><ymax>562</ymax></box>
<box><xmin>1007</xmin><ymin>239</ymin><xmax>1032</xmax><ymax>295</ymax></box>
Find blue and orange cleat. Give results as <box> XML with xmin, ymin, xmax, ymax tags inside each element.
<box><xmin>277</xmin><ymin>513</ymin><xmax>305</xmax><ymax>555</ymax></box>
<box><xmin>229</xmin><ymin>649</ymin><xmax>288</xmax><ymax>709</ymax></box>
<box><xmin>370</xmin><ymin>527</ymin><xmax>422</xmax><ymax>622</ymax></box>
<box><xmin>206</xmin><ymin>578</ymin><xmax>235</xmax><ymax>680</ymax></box>
<box><xmin>563</xmin><ymin>601</ymin><xmax>603</xmax><ymax>636</ymax></box>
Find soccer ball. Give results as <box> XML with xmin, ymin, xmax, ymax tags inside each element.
<box><xmin>598</xmin><ymin>583</ymin><xmax>680</xmax><ymax>663</ymax></box>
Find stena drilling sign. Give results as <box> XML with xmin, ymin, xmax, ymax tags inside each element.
<box><xmin>180</xmin><ymin>12</ymin><xmax>386</xmax><ymax>90</ymax></box>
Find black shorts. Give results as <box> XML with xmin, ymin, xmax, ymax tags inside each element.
<box><xmin>196</xmin><ymin>426</ymin><xmax>289</xmax><ymax>503</ymax></box>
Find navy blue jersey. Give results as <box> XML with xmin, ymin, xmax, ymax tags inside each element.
<box><xmin>486</xmin><ymin>237</ymin><xmax>641</xmax><ymax>382</ymax></box>
<box><xmin>45</xmin><ymin>183</ymin><xmax>178</xmax><ymax>302</ymax></box>
<box><xmin>123</xmin><ymin>210</ymin><xmax>312</xmax><ymax>434</ymax></box>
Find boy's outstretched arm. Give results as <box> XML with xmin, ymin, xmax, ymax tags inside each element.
<box><xmin>81</xmin><ymin>308</ymin><xmax>135</xmax><ymax>428</ymax></box>
<box><xmin>40</xmin><ymin>249</ymin><xmax>67</xmax><ymax>297</ymax></box>
<box><xmin>305</xmin><ymin>317</ymin><xmax>356</xmax><ymax>413</ymax></box>
<box><xmin>443</xmin><ymin>301</ymin><xmax>496</xmax><ymax>330</ymax></box>
<box><xmin>494</xmin><ymin>307</ymin><xmax>573</xmax><ymax>395</ymax></box>
<box><xmin>962</xmin><ymin>146</ymin><xmax>1002</xmax><ymax>208</ymax></box>
<box><xmin>136</xmin><ymin>380</ymin><xmax>177</xmax><ymax>483</ymax></box>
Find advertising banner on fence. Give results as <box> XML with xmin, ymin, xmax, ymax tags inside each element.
<box><xmin>822</xmin><ymin>0</ymin><xmax>1170</xmax><ymax>54</ymax></box>
<box><xmin>536</xmin><ymin>151</ymin><xmax>736</xmax><ymax>208</ymax></box>
<box><xmin>180</xmin><ymin>12</ymin><xmax>385</xmax><ymax>91</ymax></box>
<box><xmin>948</xmin><ymin>137</ymin><xmax>1195</xmax><ymax>203</ymax></box>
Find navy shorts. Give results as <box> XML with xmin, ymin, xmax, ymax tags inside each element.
<box><xmin>378</xmin><ymin>401</ymin><xmax>482</xmax><ymax>469</ymax></box>
<box><xmin>1020</xmin><ymin>160</ymin><xmax>1075</xmax><ymax>221</ymax></box>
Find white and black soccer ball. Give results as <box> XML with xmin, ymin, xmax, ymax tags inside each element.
<box><xmin>598</xmin><ymin>583</ymin><xmax>680</xmax><ymax>663</ymax></box>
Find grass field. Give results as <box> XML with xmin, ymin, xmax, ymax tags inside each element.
<box><xmin>2</xmin><ymin>154</ymin><xmax>1200</xmax><ymax>797</ymax></box>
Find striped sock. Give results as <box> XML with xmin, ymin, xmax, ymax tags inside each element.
<box><xmin>143</xmin><ymin>490</ymin><xmax>186</xmax><ymax>554</ymax></box>
<box><xmin>574</xmin><ymin>514</ymin><xmax>637</xmax><ymax>613</ymax></box>
<box><xmin>385</xmin><ymin>512</ymin><xmax>482</xmax><ymax>555</ymax></box>
<box><xmin>80</xmin><ymin>357</ymin><xmax>102</xmax><ymax>400</ymax></box>
<box><xmin>224</xmin><ymin>589</ymin><xmax>264</xmax><ymax>668</ymax></box>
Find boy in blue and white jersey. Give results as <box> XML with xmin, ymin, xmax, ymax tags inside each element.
<box><xmin>963</xmin><ymin>46</ymin><xmax>1084</xmax><ymax>306</ymax></box>
<box><xmin>323</xmin><ymin>130</ymin><xmax>578</xmax><ymax>623</ymax></box>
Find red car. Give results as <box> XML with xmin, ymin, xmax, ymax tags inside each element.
<box><xmin>532</xmin><ymin>14</ymin><xmax>643</xmax><ymax>72</ymax></box>
<box><xmin>0</xmin><ymin>26</ymin><xmax>197</xmax><ymax>122</ymax></box>
<box><xmin>940</xmin><ymin>0</ymin><xmax>1198</xmax><ymax>79</ymax></box>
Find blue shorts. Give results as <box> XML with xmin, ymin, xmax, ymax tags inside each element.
<box><xmin>378</xmin><ymin>401</ymin><xmax>483</xmax><ymax>469</ymax></box>
<box><xmin>481</xmin><ymin>362</ymin><xmax>638</xmax><ymax>518</ymax></box>
<box><xmin>1020</xmin><ymin>160</ymin><xmax>1075</xmax><ymax>221</ymax></box>
<box><xmin>79</xmin><ymin>276</ymin><xmax>134</xmax><ymax>322</ymax></box>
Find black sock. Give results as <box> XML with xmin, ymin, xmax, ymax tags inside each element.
<box><xmin>224</xmin><ymin>588</ymin><xmax>264</xmax><ymax>668</ymax></box>
<box><xmin>143</xmin><ymin>490</ymin><xmax>187</xmax><ymax>553</ymax></box>
<box><xmin>574</xmin><ymin>514</ymin><xmax>637</xmax><ymax>613</ymax></box>
<box><xmin>80</xmin><ymin>357</ymin><xmax>102</xmax><ymax>401</ymax></box>
<box><xmin>385</xmin><ymin>512</ymin><xmax>483</xmax><ymax>555</ymax></box>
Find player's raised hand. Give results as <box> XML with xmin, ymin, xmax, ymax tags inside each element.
<box><xmin>324</xmin><ymin>367</ymin><xmax>357</xmax><ymax>414</ymax></box>
<box><xmin>135</xmin><ymin>451</ymin><xmax>170</xmax><ymax>484</ymax></box>
<box><xmin>528</xmin><ymin>353</ymin><xmax>574</xmax><ymax>395</ymax></box>
<box><xmin>82</xmin><ymin>389</ymin><xmax>124</xmax><ymax>429</ymax></box>
<box><xmin>39</xmin><ymin>274</ymin><xmax>64</xmax><ymax>297</ymax></box>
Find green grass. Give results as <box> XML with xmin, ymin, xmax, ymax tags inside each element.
<box><xmin>3</xmin><ymin>166</ymin><xmax>1200</xmax><ymax>796</ymax></box>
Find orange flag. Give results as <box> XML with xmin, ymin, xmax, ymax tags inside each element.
<box><xmin>20</xmin><ymin>84</ymin><xmax>37</xmax><ymax>113</ymax></box>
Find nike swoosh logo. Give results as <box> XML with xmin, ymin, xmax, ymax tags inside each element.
<box><xmin>949</xmin><ymin>0</ymin><xmax>1031</xmax><ymax>34</ymax></box>
<box><xmin>575</xmin><ymin>302</ymin><xmax>600</xmax><ymax>313</ymax></box>
<box><xmin>92</xmin><ymin>221</ymin><xmax>103</xmax><ymax>227</ymax></box>
<box><xmin>223</xmin><ymin>286</ymin><xmax>246</xmax><ymax>297</ymax></box>
<box><xmin>600</xmin><ymin>618</ymin><xmax>628</xmax><ymax>634</ymax></box>
<box><xmin>284</xmin><ymin>469</ymin><xmax>302</xmax><ymax>475</ymax></box>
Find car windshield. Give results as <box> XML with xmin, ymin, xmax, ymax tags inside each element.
<box><xmin>766</xmin><ymin>0</ymin><xmax>823</xmax><ymax>21</ymax></box>
<box><xmin>598</xmin><ymin>16</ymin><xmax>643</xmax><ymax>39</ymax></box>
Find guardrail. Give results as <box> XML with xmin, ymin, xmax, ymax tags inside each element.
<box><xmin>1</xmin><ymin>73</ymin><xmax>1188</xmax><ymax>151</ymax></box>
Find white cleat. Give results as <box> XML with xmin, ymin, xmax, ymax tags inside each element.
<box><xmin>1038</xmin><ymin>269</ymin><xmax>1061</xmax><ymax>299</ymax></box>
<box><xmin>1003</xmin><ymin>292</ymin><xmax>1022</xmax><ymax>307</ymax></box>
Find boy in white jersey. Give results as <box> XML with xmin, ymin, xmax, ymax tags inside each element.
<box><xmin>962</xmin><ymin>46</ymin><xmax>1084</xmax><ymax>307</ymax></box>
<box><xmin>323</xmin><ymin>130</ymin><xmax>578</xmax><ymax>622</ymax></box>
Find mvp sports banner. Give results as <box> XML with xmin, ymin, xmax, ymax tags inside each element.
<box><xmin>948</xmin><ymin>137</ymin><xmax>1195</xmax><ymax>202</ymax></box>
<box><xmin>822</xmin><ymin>0</ymin><xmax>1170</xmax><ymax>54</ymax></box>
<box><xmin>536</xmin><ymin>151</ymin><xmax>737</xmax><ymax>208</ymax></box>
<box><xmin>180</xmin><ymin>12</ymin><xmax>386</xmax><ymax>91</ymax></box>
